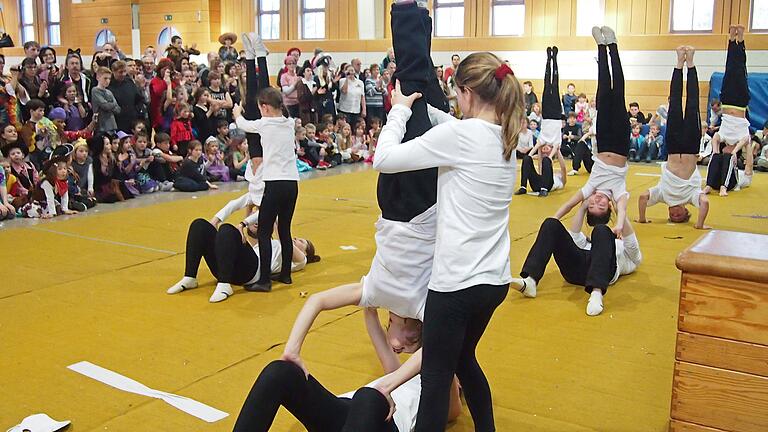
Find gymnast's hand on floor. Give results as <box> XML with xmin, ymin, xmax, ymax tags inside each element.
<box><xmin>390</xmin><ymin>80</ymin><xmax>422</xmax><ymax>109</ymax></box>
<box><xmin>280</xmin><ymin>351</ymin><xmax>310</xmax><ymax>378</ymax></box>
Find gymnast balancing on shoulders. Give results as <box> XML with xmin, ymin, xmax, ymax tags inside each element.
<box><xmin>636</xmin><ymin>46</ymin><xmax>711</xmax><ymax>229</ymax></box>
<box><xmin>555</xmin><ymin>26</ymin><xmax>631</xmax><ymax>238</ymax></box>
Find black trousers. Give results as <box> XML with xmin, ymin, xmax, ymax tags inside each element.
<box><xmin>719</xmin><ymin>40</ymin><xmax>749</xmax><ymax>108</ymax></box>
<box><xmin>706</xmin><ymin>153</ymin><xmax>737</xmax><ymax>190</ymax></box>
<box><xmin>596</xmin><ymin>44</ymin><xmax>630</xmax><ymax>157</ymax></box>
<box><xmin>377</xmin><ymin>2</ymin><xmax>448</xmax><ymax>223</ymax></box>
<box><xmin>256</xmin><ymin>180</ymin><xmax>298</xmax><ymax>283</ymax></box>
<box><xmin>520</xmin><ymin>155</ymin><xmax>554</xmax><ymax>191</ymax></box>
<box><xmin>666</xmin><ymin>67</ymin><xmax>701</xmax><ymax>155</ymax></box>
<box><xmin>572</xmin><ymin>140</ymin><xmax>594</xmax><ymax>173</ymax></box>
<box><xmin>148</xmin><ymin>160</ymin><xmax>174</xmax><ymax>182</ymax></box>
<box><xmin>521</xmin><ymin>218</ymin><xmax>617</xmax><ymax>294</ymax></box>
<box><xmin>542</xmin><ymin>48</ymin><xmax>561</xmax><ymax>120</ymax></box>
<box><xmin>415</xmin><ymin>284</ymin><xmax>509</xmax><ymax>432</ymax></box>
<box><xmin>184</xmin><ymin>219</ymin><xmax>259</xmax><ymax>284</ymax></box>
<box><xmin>245</xmin><ymin>57</ymin><xmax>270</xmax><ymax>158</ymax></box>
<box><xmin>233</xmin><ymin>360</ymin><xmax>398</xmax><ymax>432</ymax></box>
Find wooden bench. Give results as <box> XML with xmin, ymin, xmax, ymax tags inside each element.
<box><xmin>670</xmin><ymin>230</ymin><xmax>768</xmax><ymax>432</ymax></box>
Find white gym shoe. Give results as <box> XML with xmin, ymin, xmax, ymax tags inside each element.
<box><xmin>592</xmin><ymin>26</ymin><xmax>605</xmax><ymax>45</ymax></box>
<box><xmin>567</xmin><ymin>169</ymin><xmax>578</xmax><ymax>176</ymax></box>
<box><xmin>601</xmin><ymin>26</ymin><xmax>617</xmax><ymax>45</ymax></box>
<box><xmin>209</xmin><ymin>283</ymin><xmax>234</xmax><ymax>303</ymax></box>
<box><xmin>586</xmin><ymin>290</ymin><xmax>604</xmax><ymax>316</ymax></box>
<box><xmin>512</xmin><ymin>277</ymin><xmax>537</xmax><ymax>298</ymax></box>
<box><xmin>241</xmin><ymin>33</ymin><xmax>255</xmax><ymax>60</ymax></box>
<box><xmin>250</xmin><ymin>32</ymin><xmax>269</xmax><ymax>58</ymax></box>
<box><xmin>167</xmin><ymin>277</ymin><xmax>198</xmax><ymax>294</ymax></box>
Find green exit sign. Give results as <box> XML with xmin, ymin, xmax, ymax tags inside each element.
<box><xmin>164</xmin><ymin>15</ymin><xmax>172</xmax><ymax>21</ymax></box>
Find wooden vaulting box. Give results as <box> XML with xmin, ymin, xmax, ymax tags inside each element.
<box><xmin>670</xmin><ymin>230</ymin><xmax>768</xmax><ymax>432</ymax></box>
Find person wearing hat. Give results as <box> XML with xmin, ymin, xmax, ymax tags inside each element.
<box><xmin>276</xmin><ymin>47</ymin><xmax>301</xmax><ymax>90</ymax></box>
<box><xmin>219</xmin><ymin>33</ymin><xmax>240</xmax><ymax>63</ymax></box>
<box><xmin>4</xmin><ymin>139</ymin><xmax>37</xmax><ymax>209</ymax></box>
<box><xmin>46</xmin><ymin>106</ymin><xmax>94</xmax><ymax>145</ymax></box>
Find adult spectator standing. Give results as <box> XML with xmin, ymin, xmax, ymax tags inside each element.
<box><xmin>338</xmin><ymin>63</ymin><xmax>366</xmax><ymax>127</ymax></box>
<box><xmin>276</xmin><ymin>48</ymin><xmax>301</xmax><ymax>88</ymax></box>
<box><xmin>381</xmin><ymin>47</ymin><xmax>395</xmax><ymax>71</ymax></box>
<box><xmin>57</xmin><ymin>51</ymin><xmax>92</xmax><ymax>106</ymax></box>
<box><xmin>365</xmin><ymin>63</ymin><xmax>385</xmax><ymax>126</ymax></box>
<box><xmin>108</xmin><ymin>60</ymin><xmax>145</xmax><ymax>133</ymax></box>
<box><xmin>351</xmin><ymin>58</ymin><xmax>363</xmax><ymax>80</ymax></box>
<box><xmin>444</xmin><ymin>53</ymin><xmax>460</xmax><ymax>81</ymax></box>
<box><xmin>523</xmin><ymin>80</ymin><xmax>538</xmax><ymax>115</ymax></box>
<box><xmin>280</xmin><ymin>56</ymin><xmax>301</xmax><ymax>118</ymax></box>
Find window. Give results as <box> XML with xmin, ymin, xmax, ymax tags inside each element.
<box><xmin>434</xmin><ymin>0</ymin><xmax>464</xmax><ymax>37</ymax></box>
<box><xmin>46</xmin><ymin>0</ymin><xmax>61</xmax><ymax>45</ymax></box>
<box><xmin>157</xmin><ymin>26</ymin><xmax>180</xmax><ymax>47</ymax></box>
<box><xmin>257</xmin><ymin>0</ymin><xmax>280</xmax><ymax>40</ymax></box>
<box><xmin>576</xmin><ymin>0</ymin><xmax>604</xmax><ymax>36</ymax></box>
<box><xmin>301</xmin><ymin>0</ymin><xmax>325</xmax><ymax>39</ymax></box>
<box><xmin>95</xmin><ymin>29</ymin><xmax>115</xmax><ymax>48</ymax></box>
<box><xmin>491</xmin><ymin>0</ymin><xmax>525</xmax><ymax>36</ymax></box>
<box><xmin>752</xmin><ymin>0</ymin><xmax>768</xmax><ymax>31</ymax></box>
<box><xmin>671</xmin><ymin>0</ymin><xmax>715</xmax><ymax>32</ymax></box>
<box><xmin>19</xmin><ymin>0</ymin><xmax>36</xmax><ymax>44</ymax></box>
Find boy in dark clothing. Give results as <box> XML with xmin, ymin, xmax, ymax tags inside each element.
<box><xmin>562</xmin><ymin>112</ymin><xmax>582</xmax><ymax>157</ymax></box>
<box><xmin>628</xmin><ymin>102</ymin><xmax>648</xmax><ymax>124</ymax></box>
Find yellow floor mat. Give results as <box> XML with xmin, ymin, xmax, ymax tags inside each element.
<box><xmin>1</xmin><ymin>164</ymin><xmax>767</xmax><ymax>431</ymax></box>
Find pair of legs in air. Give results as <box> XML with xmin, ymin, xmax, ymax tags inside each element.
<box><xmin>232</xmin><ymin>5</ymin><xmax>447</xmax><ymax>431</ymax></box>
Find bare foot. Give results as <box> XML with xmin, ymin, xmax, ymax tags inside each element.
<box><xmin>703</xmin><ymin>186</ymin><xmax>712</xmax><ymax>195</ymax></box>
<box><xmin>736</xmin><ymin>25</ymin><xmax>745</xmax><ymax>42</ymax></box>
<box><xmin>719</xmin><ymin>186</ymin><xmax>728</xmax><ymax>197</ymax></box>
<box><xmin>685</xmin><ymin>46</ymin><xmax>696</xmax><ymax>67</ymax></box>
<box><xmin>729</xmin><ymin>25</ymin><xmax>737</xmax><ymax>41</ymax></box>
<box><xmin>676</xmin><ymin>46</ymin><xmax>686</xmax><ymax>69</ymax></box>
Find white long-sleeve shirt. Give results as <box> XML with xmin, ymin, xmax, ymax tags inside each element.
<box><xmin>40</xmin><ymin>181</ymin><xmax>68</xmax><ymax>217</ymax></box>
<box><xmin>374</xmin><ymin>104</ymin><xmax>516</xmax><ymax>293</ymax></box>
<box><xmin>234</xmin><ymin>116</ymin><xmax>299</xmax><ymax>181</ymax></box>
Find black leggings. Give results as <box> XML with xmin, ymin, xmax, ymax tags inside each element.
<box><xmin>542</xmin><ymin>47</ymin><xmax>561</xmax><ymax>120</ymax></box>
<box><xmin>596</xmin><ymin>43</ymin><xmax>630</xmax><ymax>157</ymax></box>
<box><xmin>706</xmin><ymin>153</ymin><xmax>737</xmax><ymax>190</ymax></box>
<box><xmin>377</xmin><ymin>2</ymin><xmax>447</xmax><ymax>223</ymax></box>
<box><xmin>521</xmin><ymin>218</ymin><xmax>617</xmax><ymax>294</ymax></box>
<box><xmin>233</xmin><ymin>360</ymin><xmax>398</xmax><ymax>432</ymax></box>
<box><xmin>184</xmin><ymin>219</ymin><xmax>259</xmax><ymax>284</ymax></box>
<box><xmin>666</xmin><ymin>67</ymin><xmax>701</xmax><ymax>155</ymax></box>
<box><xmin>520</xmin><ymin>155</ymin><xmax>554</xmax><ymax>191</ymax></box>
<box><xmin>415</xmin><ymin>284</ymin><xmax>509</xmax><ymax>432</ymax></box>
<box><xmin>572</xmin><ymin>140</ymin><xmax>594</xmax><ymax>172</ymax></box>
<box><xmin>245</xmin><ymin>57</ymin><xmax>270</xmax><ymax>158</ymax></box>
<box><xmin>719</xmin><ymin>40</ymin><xmax>749</xmax><ymax>108</ymax></box>
<box><xmin>256</xmin><ymin>180</ymin><xmax>298</xmax><ymax>283</ymax></box>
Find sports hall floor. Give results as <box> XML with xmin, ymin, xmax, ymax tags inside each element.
<box><xmin>2</xmin><ymin>162</ymin><xmax>767</xmax><ymax>431</ymax></box>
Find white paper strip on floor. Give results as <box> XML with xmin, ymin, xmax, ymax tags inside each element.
<box><xmin>67</xmin><ymin>361</ymin><xmax>229</xmax><ymax>423</ymax></box>
<box><xmin>635</xmin><ymin>173</ymin><xmax>662</xmax><ymax>177</ymax></box>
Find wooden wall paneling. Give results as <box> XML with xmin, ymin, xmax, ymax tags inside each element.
<box><xmin>209</xmin><ymin>0</ymin><xmax>221</xmax><ymax>40</ymax></box>
<box><xmin>713</xmin><ymin>0</ymin><xmax>727</xmax><ymax>33</ymax></box>
<box><xmin>71</xmin><ymin>0</ymin><xmax>132</xmax><ymax>52</ymax></box>
<box><xmin>477</xmin><ymin>0</ymin><xmax>490</xmax><ymax>37</ymax></box>
<box><xmin>530</xmin><ymin>0</ymin><xmax>547</xmax><ymax>36</ymax></box>
<box><xmin>630</xmin><ymin>0</ymin><xmax>646</xmax><ymax>34</ymax></box>
<box><xmin>349</xmin><ymin>0</ymin><xmax>359</xmax><ymax>39</ymax></box>
<box><xmin>658</xmin><ymin>0</ymin><xmax>670</xmax><ymax>33</ymax></box>
<box><xmin>384</xmin><ymin>0</ymin><xmax>392</xmax><ymax>39</ymax></box>
<box><xmin>729</xmin><ymin>0</ymin><xmax>741</xmax><ymax>28</ymax></box>
<box><xmin>615</xmin><ymin>0</ymin><xmax>632</xmax><ymax>34</ymax></box>
<box><xmin>603</xmin><ymin>0</ymin><xmax>618</xmax><ymax>30</ymax></box>
<box><xmin>738</xmin><ymin>0</ymin><xmax>751</xmax><ymax>26</ymax></box>
<box><xmin>644</xmin><ymin>0</ymin><xmax>661</xmax><ymax>34</ymax></box>
<box><xmin>523</xmin><ymin>0</ymin><xmax>533</xmax><ymax>37</ymax></box>
<box><xmin>557</xmin><ymin>0</ymin><xmax>572</xmax><ymax>37</ymax></box>
<box><xmin>466</xmin><ymin>0</ymin><xmax>476</xmax><ymax>38</ymax></box>
<box><xmin>544</xmin><ymin>0</ymin><xmax>559</xmax><ymax>36</ymax></box>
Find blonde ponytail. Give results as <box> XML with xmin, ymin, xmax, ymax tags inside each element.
<box><xmin>454</xmin><ymin>53</ymin><xmax>527</xmax><ymax>161</ymax></box>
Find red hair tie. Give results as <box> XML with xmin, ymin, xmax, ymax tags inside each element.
<box><xmin>494</xmin><ymin>63</ymin><xmax>514</xmax><ymax>82</ymax></box>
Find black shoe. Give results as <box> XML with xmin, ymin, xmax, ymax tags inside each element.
<box><xmin>539</xmin><ymin>189</ymin><xmax>549</xmax><ymax>197</ymax></box>
<box><xmin>0</xmin><ymin>33</ymin><xmax>14</xmax><ymax>48</ymax></box>
<box><xmin>69</xmin><ymin>201</ymin><xmax>87</xmax><ymax>212</ymax></box>
<box><xmin>514</xmin><ymin>187</ymin><xmax>527</xmax><ymax>195</ymax></box>
<box><xmin>244</xmin><ymin>281</ymin><xmax>272</xmax><ymax>292</ymax></box>
<box><xmin>270</xmin><ymin>274</ymin><xmax>293</xmax><ymax>284</ymax></box>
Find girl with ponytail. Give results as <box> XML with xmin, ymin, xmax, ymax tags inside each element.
<box><xmin>372</xmin><ymin>44</ymin><xmax>526</xmax><ymax>431</ymax></box>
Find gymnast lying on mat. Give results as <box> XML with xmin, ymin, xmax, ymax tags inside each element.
<box><xmin>636</xmin><ymin>46</ymin><xmax>711</xmax><ymax>229</ymax></box>
<box><xmin>554</xmin><ymin>26</ymin><xmax>631</xmax><ymax>237</ymax></box>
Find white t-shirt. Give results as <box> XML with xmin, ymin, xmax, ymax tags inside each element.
<box><xmin>374</xmin><ymin>104</ymin><xmax>515</xmax><ymax>293</ymax></box>
<box><xmin>581</xmin><ymin>157</ymin><xmax>629</xmax><ymax>203</ymax></box>
<box><xmin>569</xmin><ymin>230</ymin><xmax>642</xmax><ymax>284</ymax></box>
<box><xmin>517</xmin><ymin>129</ymin><xmax>533</xmax><ymax>151</ymax></box>
<box><xmin>648</xmin><ymin>163</ymin><xmax>703</xmax><ymax>208</ymax></box>
<box><xmin>235</xmin><ymin>116</ymin><xmax>300</xmax><ymax>181</ymax></box>
<box><xmin>338</xmin><ymin>78</ymin><xmax>364</xmax><ymax>114</ymax></box>
<box><xmin>718</xmin><ymin>114</ymin><xmax>750</xmax><ymax>145</ymax></box>
<box><xmin>244</xmin><ymin>239</ymin><xmax>307</xmax><ymax>285</ymax></box>
<box><xmin>338</xmin><ymin>375</ymin><xmax>421</xmax><ymax>432</ymax></box>
<box><xmin>539</xmin><ymin>119</ymin><xmax>562</xmax><ymax>145</ymax></box>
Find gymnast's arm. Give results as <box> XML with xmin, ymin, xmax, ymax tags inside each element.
<box><xmin>364</xmin><ymin>308</ymin><xmax>401</xmax><ymax>374</ymax></box>
<box><xmin>613</xmin><ymin>194</ymin><xmax>629</xmax><ymax>238</ymax></box>
<box><xmin>427</xmin><ymin>104</ymin><xmax>458</xmax><ymax>126</ymax></box>
<box><xmin>554</xmin><ymin>189</ymin><xmax>585</xmax><ymax>219</ymax></box>
<box><xmin>281</xmin><ymin>283</ymin><xmax>363</xmax><ymax>376</ymax></box>
<box><xmin>570</xmin><ymin>201</ymin><xmax>588</xmax><ymax>233</ymax></box>
<box><xmin>557</xmin><ymin>151</ymin><xmax>567</xmax><ymax>187</ymax></box>
<box><xmin>636</xmin><ymin>189</ymin><xmax>650</xmax><ymax>223</ymax></box>
<box><xmin>695</xmin><ymin>194</ymin><xmax>710</xmax><ymax>230</ymax></box>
